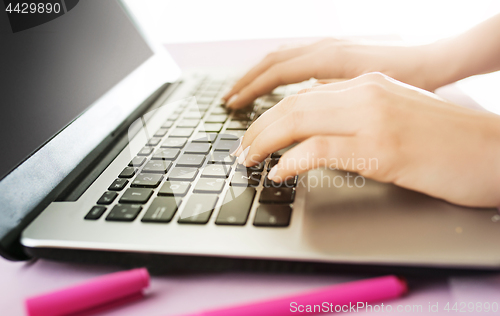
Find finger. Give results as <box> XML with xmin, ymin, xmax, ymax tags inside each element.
<box><xmin>222</xmin><ymin>40</ymin><xmax>330</xmax><ymax>102</ymax></box>
<box><xmin>242</xmin><ymin>107</ymin><xmax>360</xmax><ymax>167</ymax></box>
<box><xmin>226</xmin><ymin>52</ymin><xmax>322</xmax><ymax>109</ymax></box>
<box><xmin>236</xmin><ymin>88</ymin><xmax>364</xmax><ymax>157</ymax></box>
<box><xmin>267</xmin><ymin>135</ymin><xmax>360</xmax><ymax>181</ymax></box>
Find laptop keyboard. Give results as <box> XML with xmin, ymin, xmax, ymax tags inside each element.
<box><xmin>86</xmin><ymin>77</ymin><xmax>301</xmax><ymax>227</ymax></box>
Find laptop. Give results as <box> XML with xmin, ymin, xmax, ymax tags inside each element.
<box><xmin>1</xmin><ymin>0</ymin><xmax>500</xmax><ymax>272</ymax></box>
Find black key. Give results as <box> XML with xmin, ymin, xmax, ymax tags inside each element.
<box><xmin>215</xmin><ymin>140</ymin><xmax>238</xmax><ymax>151</ymax></box>
<box><xmin>106</xmin><ymin>204</ymin><xmax>142</xmax><ymax>222</ymax></box>
<box><xmin>220</xmin><ymin>130</ymin><xmax>245</xmax><ymax>139</ymax></box>
<box><xmin>208</xmin><ymin>152</ymin><xmax>235</xmax><ymax>164</ymax></box>
<box><xmin>158</xmin><ymin>181</ymin><xmax>191</xmax><ymax>196</ymax></box>
<box><xmin>119</xmin><ymin>188</ymin><xmax>153</xmax><ymax>204</ymax></box>
<box><xmin>152</xmin><ymin>148</ymin><xmax>180</xmax><ymax>160</ymax></box>
<box><xmin>147</xmin><ymin>138</ymin><xmax>162</xmax><ymax>146</ymax></box>
<box><xmin>168</xmin><ymin>167</ymin><xmax>198</xmax><ymax>181</ymax></box>
<box><xmin>129</xmin><ymin>156</ymin><xmax>146</xmax><ymax>167</ymax></box>
<box><xmin>226</xmin><ymin>121</ymin><xmax>248</xmax><ymax>130</ymax></box>
<box><xmin>161</xmin><ymin>137</ymin><xmax>187</xmax><ymax>148</ymax></box>
<box><xmin>192</xmin><ymin>132</ymin><xmax>218</xmax><ymax>143</ymax></box>
<box><xmin>154</xmin><ymin>128</ymin><xmax>169</xmax><ymax>137</ymax></box>
<box><xmin>205</xmin><ymin>114</ymin><xmax>228</xmax><ymax>123</ymax></box>
<box><xmin>119</xmin><ymin>167</ymin><xmax>136</xmax><ymax>178</ymax></box>
<box><xmin>141</xmin><ymin>197</ymin><xmax>180</xmax><ymax>223</ymax></box>
<box><xmin>108</xmin><ymin>178</ymin><xmax>128</xmax><ymax>191</ymax></box>
<box><xmin>202</xmin><ymin>164</ymin><xmax>231</xmax><ymax>178</ymax></box>
<box><xmin>267</xmin><ymin>158</ymin><xmax>280</xmax><ymax>171</ymax></box>
<box><xmin>215</xmin><ymin>187</ymin><xmax>256</xmax><ymax>225</ymax></box>
<box><xmin>176</xmin><ymin>154</ymin><xmax>205</xmax><ymax>167</ymax></box>
<box><xmin>131</xmin><ymin>173</ymin><xmax>163</xmax><ymax>188</ymax></box>
<box><xmin>162</xmin><ymin>120</ymin><xmax>174</xmax><ymax>128</ymax></box>
<box><xmin>236</xmin><ymin>161</ymin><xmax>265</xmax><ymax>172</ymax></box>
<box><xmin>177</xmin><ymin>119</ymin><xmax>200</xmax><ymax>128</ymax></box>
<box><xmin>170</xmin><ymin>128</ymin><xmax>194</xmax><ymax>137</ymax></box>
<box><xmin>138</xmin><ymin>147</ymin><xmax>154</xmax><ymax>156</ymax></box>
<box><xmin>253</xmin><ymin>204</ymin><xmax>292</xmax><ymax>227</ymax></box>
<box><xmin>200</xmin><ymin>123</ymin><xmax>223</xmax><ymax>132</ymax></box>
<box><xmin>193</xmin><ymin>178</ymin><xmax>225</xmax><ymax>193</ymax></box>
<box><xmin>259</xmin><ymin>187</ymin><xmax>295</xmax><ymax>204</ymax></box>
<box><xmin>178</xmin><ymin>194</ymin><xmax>218</xmax><ymax>224</ymax></box>
<box><xmin>85</xmin><ymin>206</ymin><xmax>106</xmax><ymax>220</ymax></box>
<box><xmin>184</xmin><ymin>143</ymin><xmax>211</xmax><ymax>154</ymax></box>
<box><xmin>232</xmin><ymin>111</ymin><xmax>252</xmax><ymax>121</ymax></box>
<box><xmin>97</xmin><ymin>191</ymin><xmax>118</xmax><ymax>205</ymax></box>
<box><xmin>263</xmin><ymin>176</ymin><xmax>297</xmax><ymax>188</ymax></box>
<box><xmin>142</xmin><ymin>160</ymin><xmax>172</xmax><ymax>173</ymax></box>
<box><xmin>230</xmin><ymin>171</ymin><xmax>261</xmax><ymax>187</ymax></box>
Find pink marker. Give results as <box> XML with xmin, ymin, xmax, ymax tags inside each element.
<box><xmin>177</xmin><ymin>275</ymin><xmax>407</xmax><ymax>316</ymax></box>
<box><xmin>25</xmin><ymin>268</ymin><xmax>150</xmax><ymax>316</ymax></box>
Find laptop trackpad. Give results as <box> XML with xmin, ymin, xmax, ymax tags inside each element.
<box><xmin>300</xmin><ymin>169</ymin><xmax>498</xmax><ymax>263</ymax></box>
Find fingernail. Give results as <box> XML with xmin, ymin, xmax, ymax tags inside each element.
<box><xmin>229</xmin><ymin>136</ymin><xmax>243</xmax><ymax>156</ymax></box>
<box><xmin>226</xmin><ymin>94</ymin><xmax>239</xmax><ymax>108</ymax></box>
<box><xmin>237</xmin><ymin>146</ymin><xmax>250</xmax><ymax>165</ymax></box>
<box><xmin>268</xmin><ymin>165</ymin><xmax>278</xmax><ymax>180</ymax></box>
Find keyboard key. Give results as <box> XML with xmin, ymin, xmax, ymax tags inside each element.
<box><xmin>196</xmin><ymin>96</ymin><xmax>214</xmax><ymax>105</ymax></box>
<box><xmin>210</xmin><ymin>107</ymin><xmax>229</xmax><ymax>115</ymax></box>
<box><xmin>205</xmin><ymin>114</ymin><xmax>228</xmax><ymax>123</ymax></box>
<box><xmin>236</xmin><ymin>161</ymin><xmax>265</xmax><ymax>172</ymax></box>
<box><xmin>166</xmin><ymin>113</ymin><xmax>180</xmax><ymax>121</ymax></box>
<box><xmin>129</xmin><ymin>156</ymin><xmax>146</xmax><ymax>167</ymax></box>
<box><xmin>200</xmin><ymin>123</ymin><xmax>223</xmax><ymax>132</ymax></box>
<box><xmin>142</xmin><ymin>160</ymin><xmax>172</xmax><ymax>173</ymax></box>
<box><xmin>259</xmin><ymin>187</ymin><xmax>295</xmax><ymax>204</ymax></box>
<box><xmin>214</xmin><ymin>140</ymin><xmax>238</xmax><ymax>151</ymax></box>
<box><xmin>176</xmin><ymin>154</ymin><xmax>205</xmax><ymax>167</ymax></box>
<box><xmin>108</xmin><ymin>178</ymin><xmax>128</xmax><ymax>191</ymax></box>
<box><xmin>208</xmin><ymin>152</ymin><xmax>235</xmax><ymax>164</ymax></box>
<box><xmin>177</xmin><ymin>119</ymin><xmax>200</xmax><ymax>128</ymax></box>
<box><xmin>226</xmin><ymin>121</ymin><xmax>248</xmax><ymax>130</ymax></box>
<box><xmin>264</xmin><ymin>175</ymin><xmax>297</xmax><ymax>188</ymax></box>
<box><xmin>161</xmin><ymin>137</ymin><xmax>187</xmax><ymax>148</ymax></box>
<box><xmin>97</xmin><ymin>191</ymin><xmax>118</xmax><ymax>205</ymax></box>
<box><xmin>178</xmin><ymin>194</ymin><xmax>218</xmax><ymax>224</ymax></box>
<box><xmin>230</xmin><ymin>171</ymin><xmax>261</xmax><ymax>187</ymax></box>
<box><xmin>85</xmin><ymin>206</ymin><xmax>106</xmax><ymax>220</ymax></box>
<box><xmin>118</xmin><ymin>167</ymin><xmax>136</xmax><ymax>178</ymax></box>
<box><xmin>184</xmin><ymin>143</ymin><xmax>211</xmax><ymax>154</ymax></box>
<box><xmin>188</xmin><ymin>104</ymin><xmax>210</xmax><ymax>111</ymax></box>
<box><xmin>158</xmin><ymin>181</ymin><xmax>191</xmax><ymax>196</ymax></box>
<box><xmin>141</xmin><ymin>197</ymin><xmax>180</xmax><ymax>223</ymax></box>
<box><xmin>267</xmin><ymin>158</ymin><xmax>280</xmax><ymax>171</ymax></box>
<box><xmin>154</xmin><ymin>128</ymin><xmax>169</xmax><ymax>137</ymax></box>
<box><xmin>168</xmin><ymin>167</ymin><xmax>198</xmax><ymax>181</ymax></box>
<box><xmin>192</xmin><ymin>132</ymin><xmax>218</xmax><ymax>143</ymax></box>
<box><xmin>147</xmin><ymin>138</ymin><xmax>161</xmax><ymax>146</ymax></box>
<box><xmin>152</xmin><ymin>148</ymin><xmax>180</xmax><ymax>160</ymax></box>
<box><xmin>138</xmin><ymin>147</ymin><xmax>153</xmax><ymax>156</ymax></box>
<box><xmin>193</xmin><ymin>178</ymin><xmax>225</xmax><ymax>193</ymax></box>
<box><xmin>220</xmin><ymin>130</ymin><xmax>245</xmax><ymax>139</ymax></box>
<box><xmin>183</xmin><ymin>111</ymin><xmax>204</xmax><ymax>119</ymax></box>
<box><xmin>170</xmin><ymin>128</ymin><xmax>194</xmax><ymax>137</ymax></box>
<box><xmin>162</xmin><ymin>121</ymin><xmax>174</xmax><ymax>128</ymax></box>
<box><xmin>215</xmin><ymin>187</ymin><xmax>256</xmax><ymax>225</ymax></box>
<box><xmin>232</xmin><ymin>111</ymin><xmax>252</xmax><ymax>121</ymax></box>
<box><xmin>253</xmin><ymin>204</ymin><xmax>292</xmax><ymax>227</ymax></box>
<box><xmin>106</xmin><ymin>204</ymin><xmax>143</xmax><ymax>222</ymax></box>
<box><xmin>119</xmin><ymin>188</ymin><xmax>153</xmax><ymax>204</ymax></box>
<box><xmin>131</xmin><ymin>173</ymin><xmax>163</xmax><ymax>188</ymax></box>
<box><xmin>202</xmin><ymin>164</ymin><xmax>231</xmax><ymax>178</ymax></box>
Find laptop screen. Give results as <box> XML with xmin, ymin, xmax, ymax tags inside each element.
<box><xmin>0</xmin><ymin>0</ymin><xmax>153</xmax><ymax>180</ymax></box>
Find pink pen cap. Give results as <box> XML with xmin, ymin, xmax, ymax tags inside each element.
<box><xmin>25</xmin><ymin>268</ymin><xmax>150</xmax><ymax>316</ymax></box>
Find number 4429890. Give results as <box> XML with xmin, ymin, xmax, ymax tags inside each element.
<box><xmin>444</xmin><ymin>302</ymin><xmax>498</xmax><ymax>313</ymax></box>
<box><xmin>5</xmin><ymin>2</ymin><xmax>61</xmax><ymax>14</ymax></box>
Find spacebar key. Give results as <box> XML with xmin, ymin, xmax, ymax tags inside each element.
<box><xmin>215</xmin><ymin>187</ymin><xmax>256</xmax><ymax>225</ymax></box>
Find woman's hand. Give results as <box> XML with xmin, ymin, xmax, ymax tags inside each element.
<box><xmin>222</xmin><ymin>38</ymin><xmax>452</xmax><ymax>109</ymax></box>
<box><xmin>233</xmin><ymin>73</ymin><xmax>500</xmax><ymax>208</ymax></box>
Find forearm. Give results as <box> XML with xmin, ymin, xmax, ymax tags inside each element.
<box><xmin>425</xmin><ymin>13</ymin><xmax>500</xmax><ymax>89</ymax></box>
